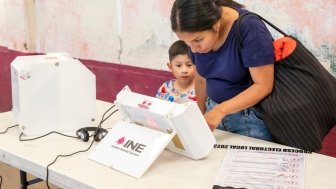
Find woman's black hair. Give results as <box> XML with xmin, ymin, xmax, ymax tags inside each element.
<box><xmin>170</xmin><ymin>0</ymin><xmax>244</xmax><ymax>32</ymax></box>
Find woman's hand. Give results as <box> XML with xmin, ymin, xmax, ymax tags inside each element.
<box><xmin>204</xmin><ymin>106</ymin><xmax>225</xmax><ymax>131</ymax></box>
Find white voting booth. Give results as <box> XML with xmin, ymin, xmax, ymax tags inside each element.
<box><xmin>89</xmin><ymin>86</ymin><xmax>216</xmax><ymax>178</ymax></box>
<box><xmin>10</xmin><ymin>53</ymin><xmax>96</xmax><ymax>136</ymax></box>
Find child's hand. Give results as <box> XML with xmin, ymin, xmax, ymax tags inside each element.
<box><xmin>203</xmin><ymin>106</ymin><xmax>225</xmax><ymax>131</ymax></box>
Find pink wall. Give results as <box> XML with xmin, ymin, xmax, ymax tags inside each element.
<box><xmin>0</xmin><ymin>47</ymin><xmax>30</xmax><ymax>112</ymax></box>
<box><xmin>0</xmin><ymin>46</ymin><xmax>172</xmax><ymax>112</ymax></box>
<box><xmin>82</xmin><ymin>59</ymin><xmax>172</xmax><ymax>103</ymax></box>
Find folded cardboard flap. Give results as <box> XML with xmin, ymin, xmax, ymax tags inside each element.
<box><xmin>89</xmin><ymin>120</ymin><xmax>174</xmax><ymax>178</ymax></box>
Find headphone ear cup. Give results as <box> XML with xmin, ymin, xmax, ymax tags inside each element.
<box><xmin>77</xmin><ymin>129</ymin><xmax>90</xmax><ymax>142</ymax></box>
<box><xmin>82</xmin><ymin>130</ymin><xmax>90</xmax><ymax>142</ymax></box>
<box><xmin>94</xmin><ymin>128</ymin><xmax>107</xmax><ymax>142</ymax></box>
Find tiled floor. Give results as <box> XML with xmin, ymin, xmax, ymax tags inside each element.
<box><xmin>0</xmin><ymin>162</ymin><xmax>59</xmax><ymax>189</ymax></box>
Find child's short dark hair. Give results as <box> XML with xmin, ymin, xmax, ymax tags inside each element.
<box><xmin>168</xmin><ymin>40</ymin><xmax>189</xmax><ymax>61</ymax></box>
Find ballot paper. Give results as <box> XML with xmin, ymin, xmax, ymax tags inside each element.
<box><xmin>213</xmin><ymin>149</ymin><xmax>305</xmax><ymax>189</ymax></box>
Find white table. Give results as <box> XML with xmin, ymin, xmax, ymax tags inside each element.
<box><xmin>0</xmin><ymin>100</ymin><xmax>335</xmax><ymax>189</ymax></box>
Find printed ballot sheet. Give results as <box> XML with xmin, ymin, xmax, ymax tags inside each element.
<box><xmin>213</xmin><ymin>149</ymin><xmax>305</xmax><ymax>189</ymax></box>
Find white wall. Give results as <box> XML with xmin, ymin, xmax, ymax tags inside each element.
<box><xmin>31</xmin><ymin>0</ymin><xmax>121</xmax><ymax>64</ymax></box>
<box><xmin>0</xmin><ymin>0</ymin><xmax>335</xmax><ymax>74</ymax></box>
<box><xmin>0</xmin><ymin>0</ymin><xmax>29</xmax><ymax>52</ymax></box>
<box><xmin>241</xmin><ymin>0</ymin><xmax>336</xmax><ymax>73</ymax></box>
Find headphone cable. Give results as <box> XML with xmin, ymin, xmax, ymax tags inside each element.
<box><xmin>46</xmin><ymin>138</ymin><xmax>95</xmax><ymax>189</ymax></box>
<box><xmin>98</xmin><ymin>109</ymin><xmax>119</xmax><ymax>128</ymax></box>
<box><xmin>97</xmin><ymin>105</ymin><xmax>117</xmax><ymax>127</ymax></box>
<box><xmin>45</xmin><ymin>104</ymin><xmax>118</xmax><ymax>188</ymax></box>
<box><xmin>13</xmin><ymin>104</ymin><xmax>117</xmax><ymax>188</ymax></box>
<box><xmin>0</xmin><ymin>124</ymin><xmax>19</xmax><ymax>134</ymax></box>
<box><xmin>19</xmin><ymin>131</ymin><xmax>77</xmax><ymax>141</ymax></box>
<box><xmin>18</xmin><ymin>104</ymin><xmax>117</xmax><ymax>141</ymax></box>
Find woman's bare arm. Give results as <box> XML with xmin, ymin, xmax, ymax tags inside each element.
<box><xmin>204</xmin><ymin>64</ymin><xmax>274</xmax><ymax>130</ymax></box>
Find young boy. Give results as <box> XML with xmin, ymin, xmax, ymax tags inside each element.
<box><xmin>156</xmin><ymin>40</ymin><xmax>196</xmax><ymax>103</ymax></box>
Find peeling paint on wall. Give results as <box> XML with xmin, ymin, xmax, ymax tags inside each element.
<box><xmin>0</xmin><ymin>0</ymin><xmax>7</xmax><ymax>47</ymax></box>
<box><xmin>0</xmin><ymin>0</ymin><xmax>29</xmax><ymax>52</ymax></box>
<box><xmin>119</xmin><ymin>0</ymin><xmax>176</xmax><ymax>70</ymax></box>
<box><xmin>1</xmin><ymin>0</ymin><xmax>335</xmax><ymax>76</ymax></box>
<box><xmin>33</xmin><ymin>0</ymin><xmax>120</xmax><ymax>63</ymax></box>
<box><xmin>240</xmin><ymin>0</ymin><xmax>336</xmax><ymax>76</ymax></box>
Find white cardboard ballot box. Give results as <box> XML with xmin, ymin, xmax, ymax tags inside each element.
<box><xmin>11</xmin><ymin>53</ymin><xmax>96</xmax><ymax>136</ymax></box>
<box><xmin>89</xmin><ymin>86</ymin><xmax>216</xmax><ymax>178</ymax></box>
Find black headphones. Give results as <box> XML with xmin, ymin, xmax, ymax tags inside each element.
<box><xmin>76</xmin><ymin>127</ymin><xmax>108</xmax><ymax>142</ymax></box>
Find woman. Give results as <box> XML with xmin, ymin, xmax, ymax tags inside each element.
<box><xmin>170</xmin><ymin>0</ymin><xmax>274</xmax><ymax>141</ymax></box>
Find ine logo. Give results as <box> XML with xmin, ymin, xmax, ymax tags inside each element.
<box><xmin>116</xmin><ymin>136</ymin><xmax>146</xmax><ymax>153</ymax></box>
<box><xmin>138</xmin><ymin>99</ymin><xmax>153</xmax><ymax>109</ymax></box>
<box><xmin>116</xmin><ymin>136</ymin><xmax>125</xmax><ymax>145</ymax></box>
